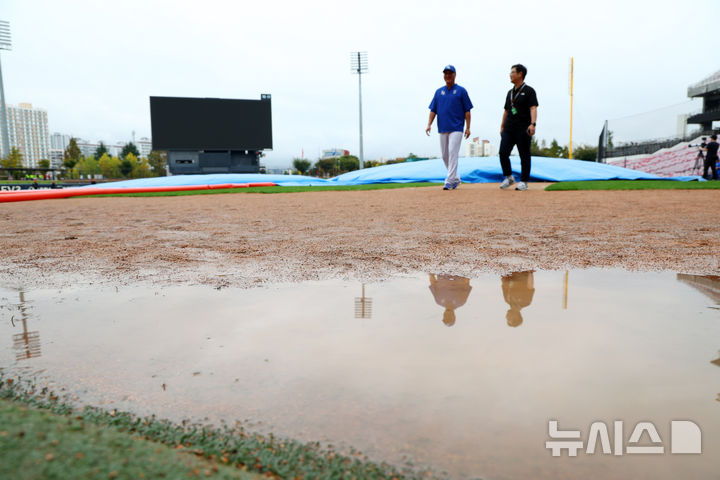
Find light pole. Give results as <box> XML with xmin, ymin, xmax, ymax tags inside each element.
<box><xmin>0</xmin><ymin>20</ymin><xmax>11</xmax><ymax>160</ymax></box>
<box><xmin>350</xmin><ymin>51</ymin><xmax>367</xmax><ymax>169</ymax></box>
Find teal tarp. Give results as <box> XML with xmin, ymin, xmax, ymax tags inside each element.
<box><xmin>86</xmin><ymin>156</ymin><xmax>700</xmax><ymax>189</ymax></box>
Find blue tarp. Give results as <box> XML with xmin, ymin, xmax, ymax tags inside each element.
<box><xmin>85</xmin><ymin>156</ymin><xmax>701</xmax><ymax>189</ymax></box>
<box><xmin>87</xmin><ymin>173</ymin><xmax>332</xmax><ymax>188</ymax></box>
<box><xmin>329</xmin><ymin>156</ymin><xmax>669</xmax><ymax>185</ymax></box>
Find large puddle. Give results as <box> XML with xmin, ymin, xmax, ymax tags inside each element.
<box><xmin>1</xmin><ymin>270</ymin><xmax>718</xmax><ymax>479</ymax></box>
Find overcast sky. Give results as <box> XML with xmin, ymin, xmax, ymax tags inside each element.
<box><xmin>2</xmin><ymin>0</ymin><xmax>715</xmax><ymax>168</ymax></box>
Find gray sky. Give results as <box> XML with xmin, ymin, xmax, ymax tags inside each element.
<box><xmin>2</xmin><ymin>0</ymin><xmax>715</xmax><ymax>168</ymax></box>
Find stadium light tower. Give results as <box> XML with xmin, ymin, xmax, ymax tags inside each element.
<box><xmin>0</xmin><ymin>21</ymin><xmax>10</xmax><ymax>160</ymax></box>
<box><xmin>350</xmin><ymin>51</ymin><xmax>368</xmax><ymax>169</ymax></box>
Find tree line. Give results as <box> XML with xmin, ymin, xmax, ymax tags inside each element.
<box><xmin>291</xmin><ymin>153</ymin><xmax>424</xmax><ymax>176</ymax></box>
<box><xmin>531</xmin><ymin>138</ymin><xmax>598</xmax><ymax>161</ymax></box>
<box><xmin>0</xmin><ymin>138</ymin><xmax>168</xmax><ymax>179</ymax></box>
<box><xmin>291</xmin><ymin>141</ymin><xmax>599</xmax><ymax>176</ymax></box>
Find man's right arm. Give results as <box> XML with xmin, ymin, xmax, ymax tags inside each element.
<box><xmin>500</xmin><ymin>110</ymin><xmax>508</xmax><ymax>134</ymax></box>
<box><xmin>426</xmin><ymin>112</ymin><xmax>436</xmax><ymax>136</ymax></box>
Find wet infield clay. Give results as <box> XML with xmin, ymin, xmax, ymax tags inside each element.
<box><xmin>1</xmin><ymin>183</ymin><xmax>717</xmax><ymax>288</ymax></box>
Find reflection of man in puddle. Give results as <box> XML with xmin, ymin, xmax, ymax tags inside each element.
<box><xmin>429</xmin><ymin>274</ymin><xmax>472</xmax><ymax>326</ymax></box>
<box><xmin>502</xmin><ymin>271</ymin><xmax>535</xmax><ymax>327</ymax></box>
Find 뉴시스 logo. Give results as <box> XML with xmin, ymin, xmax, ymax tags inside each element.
<box><xmin>546</xmin><ymin>420</ymin><xmax>702</xmax><ymax>456</ymax></box>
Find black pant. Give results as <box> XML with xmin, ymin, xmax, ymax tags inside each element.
<box><xmin>499</xmin><ymin>128</ymin><xmax>532</xmax><ymax>182</ymax></box>
<box><xmin>703</xmin><ymin>157</ymin><xmax>718</xmax><ymax>180</ymax></box>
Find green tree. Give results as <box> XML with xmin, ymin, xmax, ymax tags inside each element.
<box><xmin>94</xmin><ymin>141</ymin><xmax>109</xmax><ymax>160</ymax></box>
<box><xmin>293</xmin><ymin>158</ymin><xmax>311</xmax><ymax>175</ymax></box>
<box><xmin>1</xmin><ymin>147</ymin><xmax>23</xmax><ymax>168</ymax></box>
<box><xmin>406</xmin><ymin>152</ymin><xmax>418</xmax><ymax>160</ymax></box>
<box><xmin>78</xmin><ymin>156</ymin><xmax>101</xmax><ymax>178</ymax></box>
<box><xmin>63</xmin><ymin>138</ymin><xmax>82</xmax><ymax>170</ymax></box>
<box><xmin>147</xmin><ymin>151</ymin><xmax>167</xmax><ymax>176</ymax></box>
<box><xmin>119</xmin><ymin>153</ymin><xmax>138</xmax><ymax>177</ymax></box>
<box><xmin>120</xmin><ymin>142</ymin><xmax>140</xmax><ymax>159</ymax></box>
<box><xmin>530</xmin><ymin>137</ymin><xmax>543</xmax><ymax>156</ymax></box>
<box><xmin>573</xmin><ymin>144</ymin><xmax>599</xmax><ymax>161</ymax></box>
<box><xmin>38</xmin><ymin>159</ymin><xmax>50</xmax><ymax>169</ymax></box>
<box><xmin>383</xmin><ymin>158</ymin><xmax>404</xmax><ymax>165</ymax></box>
<box><xmin>314</xmin><ymin>158</ymin><xmax>337</xmax><ymax>176</ymax></box>
<box><xmin>98</xmin><ymin>153</ymin><xmax>121</xmax><ymax>178</ymax></box>
<box><xmin>531</xmin><ymin>138</ymin><xmax>554</xmax><ymax>157</ymax></box>
<box><xmin>132</xmin><ymin>157</ymin><xmax>152</xmax><ymax>178</ymax></box>
<box><xmin>336</xmin><ymin>155</ymin><xmax>359</xmax><ymax>172</ymax></box>
<box><xmin>547</xmin><ymin>139</ymin><xmax>565</xmax><ymax>158</ymax></box>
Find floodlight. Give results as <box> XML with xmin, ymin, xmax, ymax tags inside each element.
<box><xmin>350</xmin><ymin>52</ymin><xmax>368</xmax><ymax>169</ymax></box>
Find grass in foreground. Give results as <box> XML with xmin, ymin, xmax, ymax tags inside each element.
<box><xmin>85</xmin><ymin>182</ymin><xmax>442</xmax><ymax>197</ymax></box>
<box><xmin>0</xmin><ymin>398</ymin><xmax>260</xmax><ymax>480</ymax></box>
<box><xmin>545</xmin><ymin>180</ymin><xmax>720</xmax><ymax>191</ymax></box>
<box><xmin>0</xmin><ymin>376</ymin><xmax>437</xmax><ymax>480</ymax></box>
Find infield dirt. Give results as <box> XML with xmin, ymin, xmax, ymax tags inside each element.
<box><xmin>1</xmin><ymin>183</ymin><xmax>718</xmax><ymax>288</ymax></box>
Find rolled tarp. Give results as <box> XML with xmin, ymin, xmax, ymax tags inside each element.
<box><xmin>0</xmin><ymin>182</ymin><xmax>277</xmax><ymax>203</ymax></box>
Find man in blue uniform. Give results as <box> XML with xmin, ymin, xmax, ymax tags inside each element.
<box><xmin>498</xmin><ymin>64</ymin><xmax>538</xmax><ymax>191</ymax></box>
<box><xmin>426</xmin><ymin>65</ymin><xmax>473</xmax><ymax>190</ymax></box>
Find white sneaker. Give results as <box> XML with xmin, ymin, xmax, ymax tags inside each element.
<box><xmin>515</xmin><ymin>181</ymin><xmax>528</xmax><ymax>191</ymax></box>
<box><xmin>500</xmin><ymin>175</ymin><xmax>516</xmax><ymax>189</ymax></box>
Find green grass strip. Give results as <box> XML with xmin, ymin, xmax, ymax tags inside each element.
<box><xmin>0</xmin><ymin>398</ymin><xmax>261</xmax><ymax>480</ymax></box>
<box><xmin>545</xmin><ymin>180</ymin><xmax>720</xmax><ymax>191</ymax></box>
<box><xmin>83</xmin><ymin>182</ymin><xmax>442</xmax><ymax>197</ymax></box>
<box><xmin>0</xmin><ymin>376</ymin><xmax>439</xmax><ymax>479</ymax></box>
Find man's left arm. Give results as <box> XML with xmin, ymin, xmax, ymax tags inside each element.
<box><xmin>527</xmin><ymin>106</ymin><xmax>537</xmax><ymax>136</ymax></box>
<box><xmin>462</xmin><ymin>90</ymin><xmax>473</xmax><ymax>139</ymax></box>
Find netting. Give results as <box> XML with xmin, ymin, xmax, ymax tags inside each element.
<box><xmin>597</xmin><ymin>98</ymin><xmax>719</xmax><ymax>176</ymax></box>
<box><xmin>606</xmin><ymin>100</ymin><xmax>702</xmax><ymax>143</ymax></box>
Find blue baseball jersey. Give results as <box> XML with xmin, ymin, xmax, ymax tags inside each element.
<box><xmin>429</xmin><ymin>84</ymin><xmax>473</xmax><ymax>133</ymax></box>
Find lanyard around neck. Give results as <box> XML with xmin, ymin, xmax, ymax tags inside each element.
<box><xmin>511</xmin><ymin>83</ymin><xmax>526</xmax><ymax>106</ymax></box>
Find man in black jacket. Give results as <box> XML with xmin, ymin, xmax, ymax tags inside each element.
<box><xmin>703</xmin><ymin>134</ymin><xmax>719</xmax><ymax>180</ymax></box>
<box><xmin>498</xmin><ymin>64</ymin><xmax>538</xmax><ymax>191</ymax></box>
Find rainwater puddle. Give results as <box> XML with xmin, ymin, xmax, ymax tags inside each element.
<box><xmin>1</xmin><ymin>270</ymin><xmax>718</xmax><ymax>480</ymax></box>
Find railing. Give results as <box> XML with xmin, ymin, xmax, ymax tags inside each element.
<box><xmin>604</xmin><ymin>131</ymin><xmax>714</xmax><ymax>158</ymax></box>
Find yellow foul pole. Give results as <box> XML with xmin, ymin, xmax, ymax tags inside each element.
<box><xmin>569</xmin><ymin>57</ymin><xmax>574</xmax><ymax>160</ymax></box>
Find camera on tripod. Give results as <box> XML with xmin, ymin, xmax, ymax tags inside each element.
<box><xmin>688</xmin><ymin>137</ymin><xmax>707</xmax><ymax>149</ymax></box>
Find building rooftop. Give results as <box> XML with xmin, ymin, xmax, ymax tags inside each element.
<box><xmin>688</xmin><ymin>70</ymin><xmax>720</xmax><ymax>97</ymax></box>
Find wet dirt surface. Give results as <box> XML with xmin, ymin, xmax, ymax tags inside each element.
<box><xmin>0</xmin><ymin>184</ymin><xmax>718</xmax><ymax>290</ymax></box>
<box><xmin>1</xmin><ymin>270</ymin><xmax>719</xmax><ymax>480</ymax></box>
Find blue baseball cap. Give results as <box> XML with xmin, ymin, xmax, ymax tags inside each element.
<box><xmin>443</xmin><ymin>65</ymin><xmax>456</xmax><ymax>73</ymax></box>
